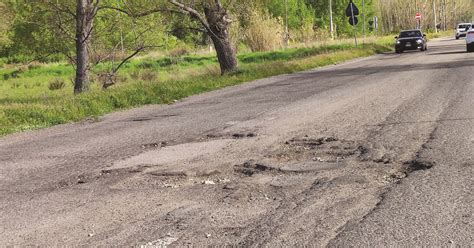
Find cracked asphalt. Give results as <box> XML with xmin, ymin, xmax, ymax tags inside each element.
<box><xmin>0</xmin><ymin>37</ymin><xmax>472</xmax><ymax>246</ymax></box>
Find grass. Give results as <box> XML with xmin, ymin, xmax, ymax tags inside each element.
<box><xmin>0</xmin><ymin>37</ymin><xmax>395</xmax><ymax>136</ymax></box>
<box><xmin>427</xmin><ymin>30</ymin><xmax>453</xmax><ymax>39</ymax></box>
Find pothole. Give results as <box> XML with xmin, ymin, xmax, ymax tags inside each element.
<box><xmin>206</xmin><ymin>132</ymin><xmax>257</xmax><ymax>140</ymax></box>
<box><xmin>127</xmin><ymin>114</ymin><xmax>178</xmax><ymax>122</ymax></box>
<box><xmin>274</xmin><ymin>136</ymin><xmax>370</xmax><ymax>164</ymax></box>
<box><xmin>234</xmin><ymin>161</ymin><xmax>280</xmax><ymax>176</ymax></box>
<box><xmin>148</xmin><ymin>171</ymin><xmax>189</xmax><ymax>177</ymax></box>
<box><xmin>142</xmin><ymin>141</ymin><xmax>169</xmax><ymax>149</ymax></box>
<box><xmin>285</xmin><ymin>136</ymin><xmax>339</xmax><ymax>149</ymax></box>
<box><xmin>404</xmin><ymin>158</ymin><xmax>436</xmax><ymax>173</ymax></box>
<box><xmin>232</xmin><ymin>132</ymin><xmax>257</xmax><ymax>139</ymax></box>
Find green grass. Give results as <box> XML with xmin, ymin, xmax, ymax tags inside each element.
<box><xmin>427</xmin><ymin>30</ymin><xmax>453</xmax><ymax>39</ymax></box>
<box><xmin>0</xmin><ymin>38</ymin><xmax>394</xmax><ymax>136</ymax></box>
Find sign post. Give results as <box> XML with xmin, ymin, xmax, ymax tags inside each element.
<box><xmin>346</xmin><ymin>0</ymin><xmax>360</xmax><ymax>47</ymax></box>
<box><xmin>415</xmin><ymin>12</ymin><xmax>422</xmax><ymax>29</ymax></box>
<box><xmin>329</xmin><ymin>0</ymin><xmax>334</xmax><ymax>39</ymax></box>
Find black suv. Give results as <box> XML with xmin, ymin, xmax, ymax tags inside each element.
<box><xmin>395</xmin><ymin>30</ymin><xmax>427</xmax><ymax>53</ymax></box>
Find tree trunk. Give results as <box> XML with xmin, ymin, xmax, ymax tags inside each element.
<box><xmin>74</xmin><ymin>0</ymin><xmax>93</xmax><ymax>94</ymax></box>
<box><xmin>203</xmin><ymin>4</ymin><xmax>237</xmax><ymax>75</ymax></box>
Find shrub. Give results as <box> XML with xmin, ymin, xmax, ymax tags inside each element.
<box><xmin>293</xmin><ymin>22</ymin><xmax>316</xmax><ymax>42</ymax></box>
<box><xmin>116</xmin><ymin>74</ymin><xmax>128</xmax><ymax>83</ymax></box>
<box><xmin>8</xmin><ymin>65</ymin><xmax>28</xmax><ymax>79</ymax></box>
<box><xmin>48</xmin><ymin>78</ymin><xmax>66</xmax><ymax>91</ymax></box>
<box><xmin>11</xmin><ymin>82</ymin><xmax>21</xmax><ymax>88</ymax></box>
<box><xmin>130</xmin><ymin>71</ymin><xmax>140</xmax><ymax>80</ymax></box>
<box><xmin>140</xmin><ymin>70</ymin><xmax>158</xmax><ymax>82</ymax></box>
<box><xmin>229</xmin><ymin>18</ymin><xmax>243</xmax><ymax>52</ymax></box>
<box><xmin>243</xmin><ymin>9</ymin><xmax>284</xmax><ymax>52</ymax></box>
<box><xmin>311</xmin><ymin>28</ymin><xmax>331</xmax><ymax>41</ymax></box>
<box><xmin>137</xmin><ymin>61</ymin><xmax>155</xmax><ymax>69</ymax></box>
<box><xmin>97</xmin><ymin>72</ymin><xmax>116</xmax><ymax>89</ymax></box>
<box><xmin>10</xmin><ymin>71</ymin><xmax>19</xmax><ymax>78</ymax></box>
<box><xmin>204</xmin><ymin>64</ymin><xmax>221</xmax><ymax>76</ymax></box>
<box><xmin>28</xmin><ymin>62</ymin><xmax>42</xmax><ymax>70</ymax></box>
<box><xmin>5</xmin><ymin>54</ymin><xmax>34</xmax><ymax>64</ymax></box>
<box><xmin>169</xmin><ymin>47</ymin><xmax>189</xmax><ymax>58</ymax></box>
<box><xmin>156</xmin><ymin>58</ymin><xmax>174</xmax><ymax>67</ymax></box>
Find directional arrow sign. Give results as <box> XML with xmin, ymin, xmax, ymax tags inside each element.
<box><xmin>349</xmin><ymin>16</ymin><xmax>359</xmax><ymax>26</ymax></box>
<box><xmin>346</xmin><ymin>0</ymin><xmax>360</xmax><ymax>17</ymax></box>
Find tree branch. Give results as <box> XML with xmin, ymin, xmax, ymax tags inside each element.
<box><xmin>168</xmin><ymin>0</ymin><xmax>213</xmax><ymax>36</ymax></box>
<box><xmin>47</xmin><ymin>2</ymin><xmax>76</xmax><ymax>18</ymax></box>
<box><xmin>97</xmin><ymin>6</ymin><xmax>180</xmax><ymax>17</ymax></box>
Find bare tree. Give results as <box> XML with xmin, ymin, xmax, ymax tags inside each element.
<box><xmin>377</xmin><ymin>0</ymin><xmax>473</xmax><ymax>32</ymax></box>
<box><xmin>169</xmin><ymin>0</ymin><xmax>237</xmax><ymax>74</ymax></box>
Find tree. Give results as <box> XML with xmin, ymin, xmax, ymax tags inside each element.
<box><xmin>73</xmin><ymin>0</ymin><xmax>97</xmax><ymax>94</ymax></box>
<box><xmin>3</xmin><ymin>0</ymin><xmax>165</xmax><ymax>93</ymax></box>
<box><xmin>168</xmin><ymin>0</ymin><xmax>237</xmax><ymax>74</ymax></box>
<box><xmin>0</xmin><ymin>1</ymin><xmax>14</xmax><ymax>49</ymax></box>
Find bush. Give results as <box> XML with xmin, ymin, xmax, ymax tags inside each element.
<box><xmin>243</xmin><ymin>10</ymin><xmax>284</xmax><ymax>52</ymax></box>
<box><xmin>27</xmin><ymin>62</ymin><xmax>42</xmax><ymax>70</ymax></box>
<box><xmin>311</xmin><ymin>28</ymin><xmax>331</xmax><ymax>41</ymax></box>
<box><xmin>140</xmin><ymin>70</ymin><xmax>158</xmax><ymax>82</ymax></box>
<box><xmin>169</xmin><ymin>47</ymin><xmax>189</xmax><ymax>58</ymax></box>
<box><xmin>5</xmin><ymin>54</ymin><xmax>34</xmax><ymax>64</ymax></box>
<box><xmin>7</xmin><ymin>65</ymin><xmax>29</xmax><ymax>79</ymax></box>
<box><xmin>48</xmin><ymin>78</ymin><xmax>66</xmax><ymax>91</ymax></box>
<box><xmin>293</xmin><ymin>22</ymin><xmax>316</xmax><ymax>42</ymax></box>
<box><xmin>204</xmin><ymin>64</ymin><xmax>221</xmax><ymax>76</ymax></box>
<box><xmin>11</xmin><ymin>82</ymin><xmax>20</xmax><ymax>88</ymax></box>
<box><xmin>137</xmin><ymin>61</ymin><xmax>155</xmax><ymax>69</ymax></box>
<box><xmin>130</xmin><ymin>71</ymin><xmax>140</xmax><ymax>80</ymax></box>
<box><xmin>17</xmin><ymin>65</ymin><xmax>29</xmax><ymax>73</ymax></box>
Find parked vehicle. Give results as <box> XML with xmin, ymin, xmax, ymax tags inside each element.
<box><xmin>466</xmin><ymin>27</ymin><xmax>474</xmax><ymax>52</ymax></box>
<box><xmin>395</xmin><ymin>30</ymin><xmax>427</xmax><ymax>53</ymax></box>
<box><xmin>456</xmin><ymin>23</ymin><xmax>471</xmax><ymax>39</ymax></box>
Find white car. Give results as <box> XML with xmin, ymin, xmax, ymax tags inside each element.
<box><xmin>456</xmin><ymin>23</ymin><xmax>471</xmax><ymax>39</ymax></box>
<box><xmin>467</xmin><ymin>28</ymin><xmax>474</xmax><ymax>52</ymax></box>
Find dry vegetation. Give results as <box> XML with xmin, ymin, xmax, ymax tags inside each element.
<box><xmin>378</xmin><ymin>0</ymin><xmax>473</xmax><ymax>32</ymax></box>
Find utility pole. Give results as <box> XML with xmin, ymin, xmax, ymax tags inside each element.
<box><xmin>443</xmin><ymin>0</ymin><xmax>447</xmax><ymax>31</ymax></box>
<box><xmin>285</xmin><ymin>0</ymin><xmax>289</xmax><ymax>47</ymax></box>
<box><xmin>414</xmin><ymin>0</ymin><xmax>418</xmax><ymax>27</ymax></box>
<box><xmin>329</xmin><ymin>0</ymin><xmax>334</xmax><ymax>39</ymax></box>
<box><xmin>453</xmin><ymin>0</ymin><xmax>456</xmax><ymax>28</ymax></box>
<box><xmin>433</xmin><ymin>0</ymin><xmax>438</xmax><ymax>33</ymax></box>
<box><xmin>362</xmin><ymin>0</ymin><xmax>366</xmax><ymax>37</ymax></box>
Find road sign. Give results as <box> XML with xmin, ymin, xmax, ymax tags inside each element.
<box><xmin>346</xmin><ymin>0</ymin><xmax>359</xmax><ymax>47</ymax></box>
<box><xmin>349</xmin><ymin>16</ymin><xmax>359</xmax><ymax>26</ymax></box>
<box><xmin>346</xmin><ymin>0</ymin><xmax>360</xmax><ymax>17</ymax></box>
<box><xmin>346</xmin><ymin>0</ymin><xmax>359</xmax><ymax>27</ymax></box>
<box><xmin>415</xmin><ymin>12</ymin><xmax>422</xmax><ymax>20</ymax></box>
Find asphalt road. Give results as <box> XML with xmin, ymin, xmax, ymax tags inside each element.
<box><xmin>1</xmin><ymin>37</ymin><xmax>472</xmax><ymax>246</ymax></box>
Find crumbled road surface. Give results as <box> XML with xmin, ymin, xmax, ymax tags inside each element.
<box><xmin>1</xmin><ymin>38</ymin><xmax>472</xmax><ymax>246</ymax></box>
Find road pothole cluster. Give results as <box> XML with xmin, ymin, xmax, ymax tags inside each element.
<box><xmin>234</xmin><ymin>160</ymin><xmax>280</xmax><ymax>177</ymax></box>
<box><xmin>271</xmin><ymin>136</ymin><xmax>368</xmax><ymax>164</ymax></box>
